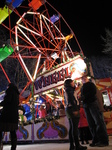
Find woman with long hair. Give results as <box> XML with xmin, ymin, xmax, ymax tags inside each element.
<box><xmin>64</xmin><ymin>79</ymin><xmax>87</xmax><ymax>150</ymax></box>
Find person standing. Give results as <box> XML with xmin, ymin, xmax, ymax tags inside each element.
<box><xmin>38</xmin><ymin>105</ymin><xmax>47</xmax><ymax>119</ymax></box>
<box><xmin>0</xmin><ymin>83</ymin><xmax>19</xmax><ymax>150</ymax></box>
<box><xmin>78</xmin><ymin>104</ymin><xmax>89</xmax><ymax>145</ymax></box>
<box><xmin>81</xmin><ymin>76</ymin><xmax>109</xmax><ymax>147</ymax></box>
<box><xmin>64</xmin><ymin>79</ymin><xmax>87</xmax><ymax>150</ymax></box>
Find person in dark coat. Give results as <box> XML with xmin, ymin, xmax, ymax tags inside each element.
<box><xmin>64</xmin><ymin>79</ymin><xmax>87</xmax><ymax>150</ymax></box>
<box><xmin>81</xmin><ymin>76</ymin><xmax>109</xmax><ymax>147</ymax></box>
<box><xmin>0</xmin><ymin>83</ymin><xmax>19</xmax><ymax>150</ymax></box>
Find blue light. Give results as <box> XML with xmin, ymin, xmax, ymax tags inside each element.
<box><xmin>39</xmin><ymin>99</ymin><xmax>42</xmax><ymax>104</ymax></box>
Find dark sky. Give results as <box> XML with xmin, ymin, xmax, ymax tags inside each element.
<box><xmin>48</xmin><ymin>0</ymin><xmax>112</xmax><ymax>57</ymax></box>
<box><xmin>1</xmin><ymin>0</ymin><xmax>112</xmax><ymax>57</ymax></box>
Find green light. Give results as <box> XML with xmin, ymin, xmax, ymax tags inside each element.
<box><xmin>0</xmin><ymin>45</ymin><xmax>14</xmax><ymax>62</ymax></box>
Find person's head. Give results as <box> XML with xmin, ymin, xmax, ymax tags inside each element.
<box><xmin>40</xmin><ymin>105</ymin><xmax>44</xmax><ymax>110</ymax></box>
<box><xmin>64</xmin><ymin>78</ymin><xmax>75</xmax><ymax>88</ymax></box>
<box><xmin>7</xmin><ymin>83</ymin><xmax>19</xmax><ymax>94</ymax></box>
<box><xmin>81</xmin><ymin>76</ymin><xmax>89</xmax><ymax>84</ymax></box>
<box><xmin>8</xmin><ymin>83</ymin><xmax>16</xmax><ymax>88</ymax></box>
<box><xmin>80</xmin><ymin>101</ymin><xmax>83</xmax><ymax>107</ymax></box>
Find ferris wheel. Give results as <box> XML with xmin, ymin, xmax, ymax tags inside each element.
<box><xmin>0</xmin><ymin>0</ymin><xmax>84</xmax><ymax>97</ymax></box>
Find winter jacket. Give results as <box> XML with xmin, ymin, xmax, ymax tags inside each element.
<box><xmin>38</xmin><ymin>108</ymin><xmax>47</xmax><ymax>118</ymax></box>
<box><xmin>96</xmin><ymin>88</ymin><xmax>105</xmax><ymax>112</ymax></box>
<box><xmin>0</xmin><ymin>83</ymin><xmax>19</xmax><ymax>131</ymax></box>
<box><xmin>78</xmin><ymin>107</ymin><xmax>88</xmax><ymax>128</ymax></box>
<box><xmin>64</xmin><ymin>86</ymin><xmax>79</xmax><ymax>111</ymax></box>
<box><xmin>81</xmin><ymin>81</ymin><xmax>97</xmax><ymax>104</ymax></box>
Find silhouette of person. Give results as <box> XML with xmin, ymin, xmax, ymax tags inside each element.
<box><xmin>0</xmin><ymin>83</ymin><xmax>19</xmax><ymax>150</ymax></box>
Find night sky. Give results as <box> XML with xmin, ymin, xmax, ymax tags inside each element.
<box><xmin>48</xmin><ymin>0</ymin><xmax>112</xmax><ymax>57</ymax></box>
<box><xmin>1</xmin><ymin>0</ymin><xmax>112</xmax><ymax>57</ymax></box>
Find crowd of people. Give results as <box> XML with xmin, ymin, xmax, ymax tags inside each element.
<box><xmin>64</xmin><ymin>76</ymin><xmax>109</xmax><ymax>150</ymax></box>
<box><xmin>0</xmin><ymin>75</ymin><xmax>110</xmax><ymax>150</ymax></box>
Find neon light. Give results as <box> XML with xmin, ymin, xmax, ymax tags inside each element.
<box><xmin>17</xmin><ymin>26</ymin><xmax>41</xmax><ymax>53</ymax></box>
<box><xmin>40</xmin><ymin>14</ymin><xmax>43</xmax><ymax>34</ymax></box>
<box><xmin>18</xmin><ymin>24</ymin><xmax>41</xmax><ymax>37</ymax></box>
<box><xmin>27</xmin><ymin>12</ymin><xmax>40</xmax><ymax>15</ymax></box>
<box><xmin>18</xmin><ymin>54</ymin><xmax>33</xmax><ymax>82</ymax></box>
<box><xmin>15</xmin><ymin>26</ymin><xmax>19</xmax><ymax>51</ymax></box>
<box><xmin>42</xmin><ymin>15</ymin><xmax>54</xmax><ymax>39</ymax></box>
<box><xmin>16</xmin><ymin>13</ymin><xmax>26</xmax><ymax>25</ymax></box>
<box><xmin>33</xmin><ymin>54</ymin><xmax>41</xmax><ymax>80</ymax></box>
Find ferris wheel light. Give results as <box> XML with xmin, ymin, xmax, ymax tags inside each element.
<box><xmin>51</xmin><ymin>52</ymin><xmax>59</xmax><ymax>59</ymax></box>
<box><xmin>17</xmin><ymin>26</ymin><xmax>41</xmax><ymax>53</ymax></box>
<box><xmin>16</xmin><ymin>13</ymin><xmax>26</xmax><ymax>25</ymax></box>
<box><xmin>33</xmin><ymin>54</ymin><xmax>41</xmax><ymax>80</ymax></box>
<box><xmin>18</xmin><ymin>54</ymin><xmax>33</xmax><ymax>82</ymax></box>
<box><xmin>18</xmin><ymin>24</ymin><xmax>42</xmax><ymax>37</ymax></box>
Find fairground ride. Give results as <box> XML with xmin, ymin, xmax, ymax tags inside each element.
<box><xmin>0</xmin><ymin>0</ymin><xmax>86</xmax><ymax>119</ymax></box>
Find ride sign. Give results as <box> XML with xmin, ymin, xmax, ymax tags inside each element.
<box><xmin>34</xmin><ymin>55</ymin><xmax>87</xmax><ymax>94</ymax></box>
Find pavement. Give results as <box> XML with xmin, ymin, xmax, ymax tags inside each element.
<box><xmin>3</xmin><ymin>136</ymin><xmax>112</xmax><ymax>150</ymax></box>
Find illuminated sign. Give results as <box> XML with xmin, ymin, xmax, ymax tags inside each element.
<box><xmin>34</xmin><ymin>55</ymin><xmax>87</xmax><ymax>94</ymax></box>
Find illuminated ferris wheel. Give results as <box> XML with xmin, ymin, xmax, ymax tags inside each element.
<box><xmin>0</xmin><ymin>0</ymin><xmax>84</xmax><ymax>95</ymax></box>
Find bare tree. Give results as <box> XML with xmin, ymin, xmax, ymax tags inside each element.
<box><xmin>90</xmin><ymin>55</ymin><xmax>112</xmax><ymax>79</ymax></box>
<box><xmin>101</xmin><ymin>28</ymin><xmax>112</xmax><ymax>54</ymax></box>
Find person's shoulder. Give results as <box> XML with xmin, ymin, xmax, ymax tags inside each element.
<box><xmin>66</xmin><ymin>86</ymin><xmax>74</xmax><ymax>92</ymax></box>
<box><xmin>82</xmin><ymin>82</ymin><xmax>89</xmax><ymax>87</ymax></box>
<box><xmin>86</xmin><ymin>81</ymin><xmax>96</xmax><ymax>86</ymax></box>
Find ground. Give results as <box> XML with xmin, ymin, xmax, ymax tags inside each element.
<box><xmin>3</xmin><ymin>136</ymin><xmax>112</xmax><ymax>150</ymax></box>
